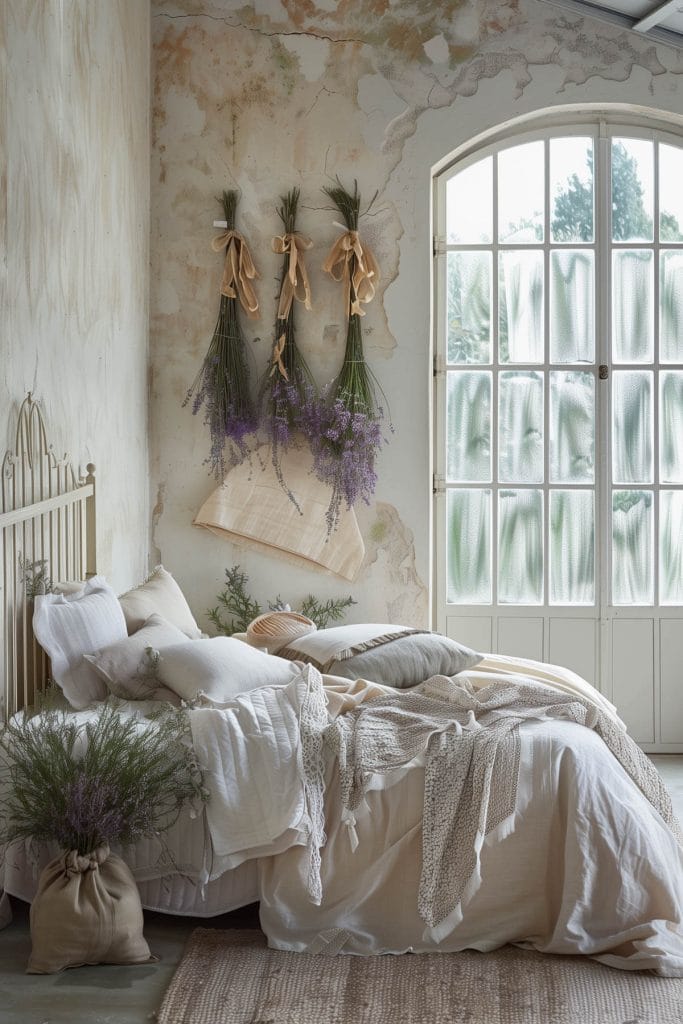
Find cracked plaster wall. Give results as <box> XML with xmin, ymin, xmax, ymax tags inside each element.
<box><xmin>1</xmin><ymin>1</ymin><xmax>151</xmax><ymax>590</ymax></box>
<box><xmin>150</xmin><ymin>0</ymin><xmax>683</xmax><ymax>629</ymax></box>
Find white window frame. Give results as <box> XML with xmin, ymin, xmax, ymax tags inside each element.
<box><xmin>432</xmin><ymin>113</ymin><xmax>683</xmax><ymax>746</ymax></box>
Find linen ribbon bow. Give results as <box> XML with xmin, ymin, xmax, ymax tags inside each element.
<box><xmin>211</xmin><ymin>229</ymin><xmax>260</xmax><ymax>319</ymax></box>
<box><xmin>270</xmin><ymin>231</ymin><xmax>313</xmax><ymax>379</ymax></box>
<box><xmin>322</xmin><ymin>229</ymin><xmax>379</xmax><ymax>317</ymax></box>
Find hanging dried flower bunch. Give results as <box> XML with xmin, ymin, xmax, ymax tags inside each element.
<box><xmin>184</xmin><ymin>190</ymin><xmax>259</xmax><ymax>479</ymax></box>
<box><xmin>311</xmin><ymin>179</ymin><xmax>387</xmax><ymax>533</ymax></box>
<box><xmin>260</xmin><ymin>187</ymin><xmax>316</xmax><ymax>506</ymax></box>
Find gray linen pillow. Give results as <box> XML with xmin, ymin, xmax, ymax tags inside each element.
<box><xmin>329</xmin><ymin>633</ymin><xmax>482</xmax><ymax>688</ymax></box>
<box><xmin>279</xmin><ymin>626</ymin><xmax>482</xmax><ymax>689</ymax></box>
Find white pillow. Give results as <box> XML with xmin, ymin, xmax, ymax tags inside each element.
<box><xmin>118</xmin><ymin>566</ymin><xmax>202</xmax><ymax>638</ymax></box>
<box><xmin>84</xmin><ymin>613</ymin><xmax>191</xmax><ymax>700</ymax></box>
<box><xmin>155</xmin><ymin>636</ymin><xmax>300</xmax><ymax>704</ymax></box>
<box><xmin>33</xmin><ymin>576</ymin><xmax>128</xmax><ymax>709</ymax></box>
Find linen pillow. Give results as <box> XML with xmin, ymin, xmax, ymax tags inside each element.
<box><xmin>33</xmin><ymin>577</ymin><xmax>128</xmax><ymax>709</ymax></box>
<box><xmin>155</xmin><ymin>636</ymin><xmax>300</xmax><ymax>704</ymax></box>
<box><xmin>84</xmin><ymin>613</ymin><xmax>191</xmax><ymax>700</ymax></box>
<box><xmin>118</xmin><ymin>566</ymin><xmax>202</xmax><ymax>638</ymax></box>
<box><xmin>277</xmin><ymin>623</ymin><xmax>482</xmax><ymax>689</ymax></box>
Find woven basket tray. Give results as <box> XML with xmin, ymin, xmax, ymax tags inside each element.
<box><xmin>246</xmin><ymin>611</ymin><xmax>316</xmax><ymax>653</ymax></box>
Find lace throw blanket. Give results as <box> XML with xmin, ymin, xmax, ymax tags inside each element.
<box><xmin>324</xmin><ymin>675</ymin><xmax>682</xmax><ymax>929</ymax></box>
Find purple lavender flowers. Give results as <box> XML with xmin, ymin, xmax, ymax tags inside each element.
<box><xmin>184</xmin><ymin>190</ymin><xmax>258</xmax><ymax>480</ymax></box>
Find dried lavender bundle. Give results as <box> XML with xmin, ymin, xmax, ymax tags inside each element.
<box><xmin>184</xmin><ymin>190</ymin><xmax>258</xmax><ymax>479</ymax></box>
<box><xmin>313</xmin><ymin>179</ymin><xmax>388</xmax><ymax>533</ymax></box>
<box><xmin>260</xmin><ymin>187</ymin><xmax>316</xmax><ymax>508</ymax></box>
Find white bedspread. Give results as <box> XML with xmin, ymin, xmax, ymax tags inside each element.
<box><xmin>190</xmin><ymin>659</ymin><xmax>683</xmax><ymax>975</ymax></box>
<box><xmin>259</xmin><ymin>717</ymin><xmax>683</xmax><ymax>975</ymax></box>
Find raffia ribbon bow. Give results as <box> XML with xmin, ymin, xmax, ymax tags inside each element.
<box><xmin>323</xmin><ymin>229</ymin><xmax>379</xmax><ymax>317</ymax></box>
<box><xmin>211</xmin><ymin>229</ymin><xmax>260</xmax><ymax>319</ymax></box>
<box><xmin>273</xmin><ymin>232</ymin><xmax>313</xmax><ymax>320</ymax></box>
<box><xmin>269</xmin><ymin>232</ymin><xmax>314</xmax><ymax>380</ymax></box>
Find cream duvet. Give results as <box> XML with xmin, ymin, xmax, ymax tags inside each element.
<box><xmin>190</xmin><ymin>659</ymin><xmax>683</xmax><ymax>976</ymax></box>
<box><xmin>4</xmin><ymin>657</ymin><xmax>683</xmax><ymax>977</ymax></box>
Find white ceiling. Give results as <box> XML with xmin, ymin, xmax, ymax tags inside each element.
<box><xmin>539</xmin><ymin>0</ymin><xmax>683</xmax><ymax>47</ymax></box>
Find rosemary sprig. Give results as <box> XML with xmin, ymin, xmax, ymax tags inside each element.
<box><xmin>208</xmin><ymin>565</ymin><xmax>354</xmax><ymax>635</ymax></box>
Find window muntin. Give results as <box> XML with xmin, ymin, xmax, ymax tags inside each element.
<box><xmin>441</xmin><ymin>127</ymin><xmax>683</xmax><ymax>608</ymax></box>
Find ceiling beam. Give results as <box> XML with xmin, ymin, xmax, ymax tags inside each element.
<box><xmin>538</xmin><ymin>0</ymin><xmax>683</xmax><ymax>48</ymax></box>
<box><xmin>633</xmin><ymin>0</ymin><xmax>683</xmax><ymax>34</ymax></box>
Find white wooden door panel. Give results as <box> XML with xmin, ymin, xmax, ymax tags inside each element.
<box><xmin>548</xmin><ymin>617</ymin><xmax>597</xmax><ymax>685</ymax></box>
<box><xmin>497</xmin><ymin>617</ymin><xmax>544</xmax><ymax>661</ymax></box>
<box><xmin>612</xmin><ymin>619</ymin><xmax>655</xmax><ymax>743</ymax></box>
<box><xmin>446</xmin><ymin>615</ymin><xmax>493</xmax><ymax>654</ymax></box>
<box><xmin>660</xmin><ymin>620</ymin><xmax>683</xmax><ymax>744</ymax></box>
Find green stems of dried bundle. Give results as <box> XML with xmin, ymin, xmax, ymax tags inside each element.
<box><xmin>312</xmin><ymin>179</ymin><xmax>388</xmax><ymax>532</ymax></box>
<box><xmin>184</xmin><ymin>190</ymin><xmax>258</xmax><ymax>480</ymax></box>
<box><xmin>260</xmin><ymin>188</ymin><xmax>316</xmax><ymax>509</ymax></box>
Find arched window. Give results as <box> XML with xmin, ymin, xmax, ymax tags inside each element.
<box><xmin>433</xmin><ymin>116</ymin><xmax>683</xmax><ymax>748</ymax></box>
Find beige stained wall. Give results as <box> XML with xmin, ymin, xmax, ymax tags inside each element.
<box><xmin>150</xmin><ymin>0</ymin><xmax>683</xmax><ymax>629</ymax></box>
<box><xmin>0</xmin><ymin>1</ymin><xmax>151</xmax><ymax>591</ymax></box>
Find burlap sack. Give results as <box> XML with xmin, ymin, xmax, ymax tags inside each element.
<box><xmin>27</xmin><ymin>844</ymin><xmax>154</xmax><ymax>973</ymax></box>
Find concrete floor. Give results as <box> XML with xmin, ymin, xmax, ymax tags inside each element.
<box><xmin>0</xmin><ymin>899</ymin><xmax>260</xmax><ymax>1024</ymax></box>
<box><xmin>1</xmin><ymin>757</ymin><xmax>682</xmax><ymax>1024</ymax></box>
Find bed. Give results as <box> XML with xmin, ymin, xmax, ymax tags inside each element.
<box><xmin>1</xmin><ymin>394</ymin><xmax>683</xmax><ymax>977</ymax></box>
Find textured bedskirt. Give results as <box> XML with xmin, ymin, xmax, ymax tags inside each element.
<box><xmin>3</xmin><ymin>806</ymin><xmax>258</xmax><ymax>918</ymax></box>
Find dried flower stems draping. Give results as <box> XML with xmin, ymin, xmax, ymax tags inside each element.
<box><xmin>184</xmin><ymin>182</ymin><xmax>388</xmax><ymax>537</ymax></box>
<box><xmin>260</xmin><ymin>188</ymin><xmax>316</xmax><ymax>508</ymax></box>
<box><xmin>312</xmin><ymin>179</ymin><xmax>387</xmax><ymax>533</ymax></box>
<box><xmin>184</xmin><ymin>190</ymin><xmax>259</xmax><ymax>480</ymax></box>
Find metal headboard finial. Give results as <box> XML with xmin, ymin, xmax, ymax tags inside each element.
<box><xmin>1</xmin><ymin>393</ymin><xmax>98</xmax><ymax>720</ymax></box>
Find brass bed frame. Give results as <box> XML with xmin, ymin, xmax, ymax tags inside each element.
<box><xmin>0</xmin><ymin>394</ymin><xmax>96</xmax><ymax>721</ymax></box>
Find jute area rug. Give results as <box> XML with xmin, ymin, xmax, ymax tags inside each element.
<box><xmin>156</xmin><ymin>928</ymin><xmax>683</xmax><ymax>1024</ymax></box>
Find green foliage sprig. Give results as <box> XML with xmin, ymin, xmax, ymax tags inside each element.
<box><xmin>19</xmin><ymin>555</ymin><xmax>54</xmax><ymax>598</ymax></box>
<box><xmin>0</xmin><ymin>703</ymin><xmax>206</xmax><ymax>856</ymax></box>
<box><xmin>208</xmin><ymin>564</ymin><xmax>355</xmax><ymax>635</ymax></box>
<box><xmin>207</xmin><ymin>565</ymin><xmax>262</xmax><ymax>636</ymax></box>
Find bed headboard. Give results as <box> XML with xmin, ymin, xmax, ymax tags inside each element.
<box><xmin>0</xmin><ymin>394</ymin><xmax>97</xmax><ymax>722</ymax></box>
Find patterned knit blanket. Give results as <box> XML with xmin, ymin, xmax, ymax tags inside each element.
<box><xmin>324</xmin><ymin>675</ymin><xmax>681</xmax><ymax>929</ymax></box>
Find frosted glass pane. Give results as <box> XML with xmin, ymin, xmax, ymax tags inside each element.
<box><xmin>611</xmin><ymin>138</ymin><xmax>653</xmax><ymax>242</ymax></box>
<box><xmin>659</xmin><ymin>144</ymin><xmax>683</xmax><ymax>242</ymax></box>
<box><xmin>612</xmin><ymin>371</ymin><xmax>652</xmax><ymax>484</ymax></box>
<box><xmin>550</xmin><ymin>490</ymin><xmax>595</xmax><ymax>605</ymax></box>
<box><xmin>498</xmin><ymin>490</ymin><xmax>543</xmax><ymax>604</ymax></box>
<box><xmin>550</xmin><ymin>371</ymin><xmax>594</xmax><ymax>483</ymax></box>
<box><xmin>660</xmin><ymin>372</ymin><xmax>683</xmax><ymax>484</ymax></box>
<box><xmin>660</xmin><ymin>251</ymin><xmax>683</xmax><ymax>363</ymax></box>
<box><xmin>447</xmin><ymin>372</ymin><xmax>491</xmax><ymax>482</ymax></box>
<box><xmin>612</xmin><ymin>250</ymin><xmax>653</xmax><ymax>363</ymax></box>
<box><xmin>446</xmin><ymin>252</ymin><xmax>491</xmax><ymax>364</ymax></box>
<box><xmin>550</xmin><ymin>250</ymin><xmax>595</xmax><ymax>363</ymax></box>
<box><xmin>660</xmin><ymin>491</ymin><xmax>683</xmax><ymax>605</ymax></box>
<box><xmin>612</xmin><ymin>490</ymin><xmax>653</xmax><ymax>605</ymax></box>
<box><xmin>447</xmin><ymin>489</ymin><xmax>491</xmax><ymax>604</ymax></box>
<box><xmin>446</xmin><ymin>157</ymin><xmax>492</xmax><ymax>244</ymax></box>
<box><xmin>499</xmin><ymin>251</ymin><xmax>544</xmax><ymax>363</ymax></box>
<box><xmin>550</xmin><ymin>136</ymin><xmax>594</xmax><ymax>243</ymax></box>
<box><xmin>499</xmin><ymin>372</ymin><xmax>543</xmax><ymax>483</ymax></box>
<box><xmin>498</xmin><ymin>142</ymin><xmax>544</xmax><ymax>243</ymax></box>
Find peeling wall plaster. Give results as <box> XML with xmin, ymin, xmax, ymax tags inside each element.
<box><xmin>150</xmin><ymin>0</ymin><xmax>683</xmax><ymax>629</ymax></box>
